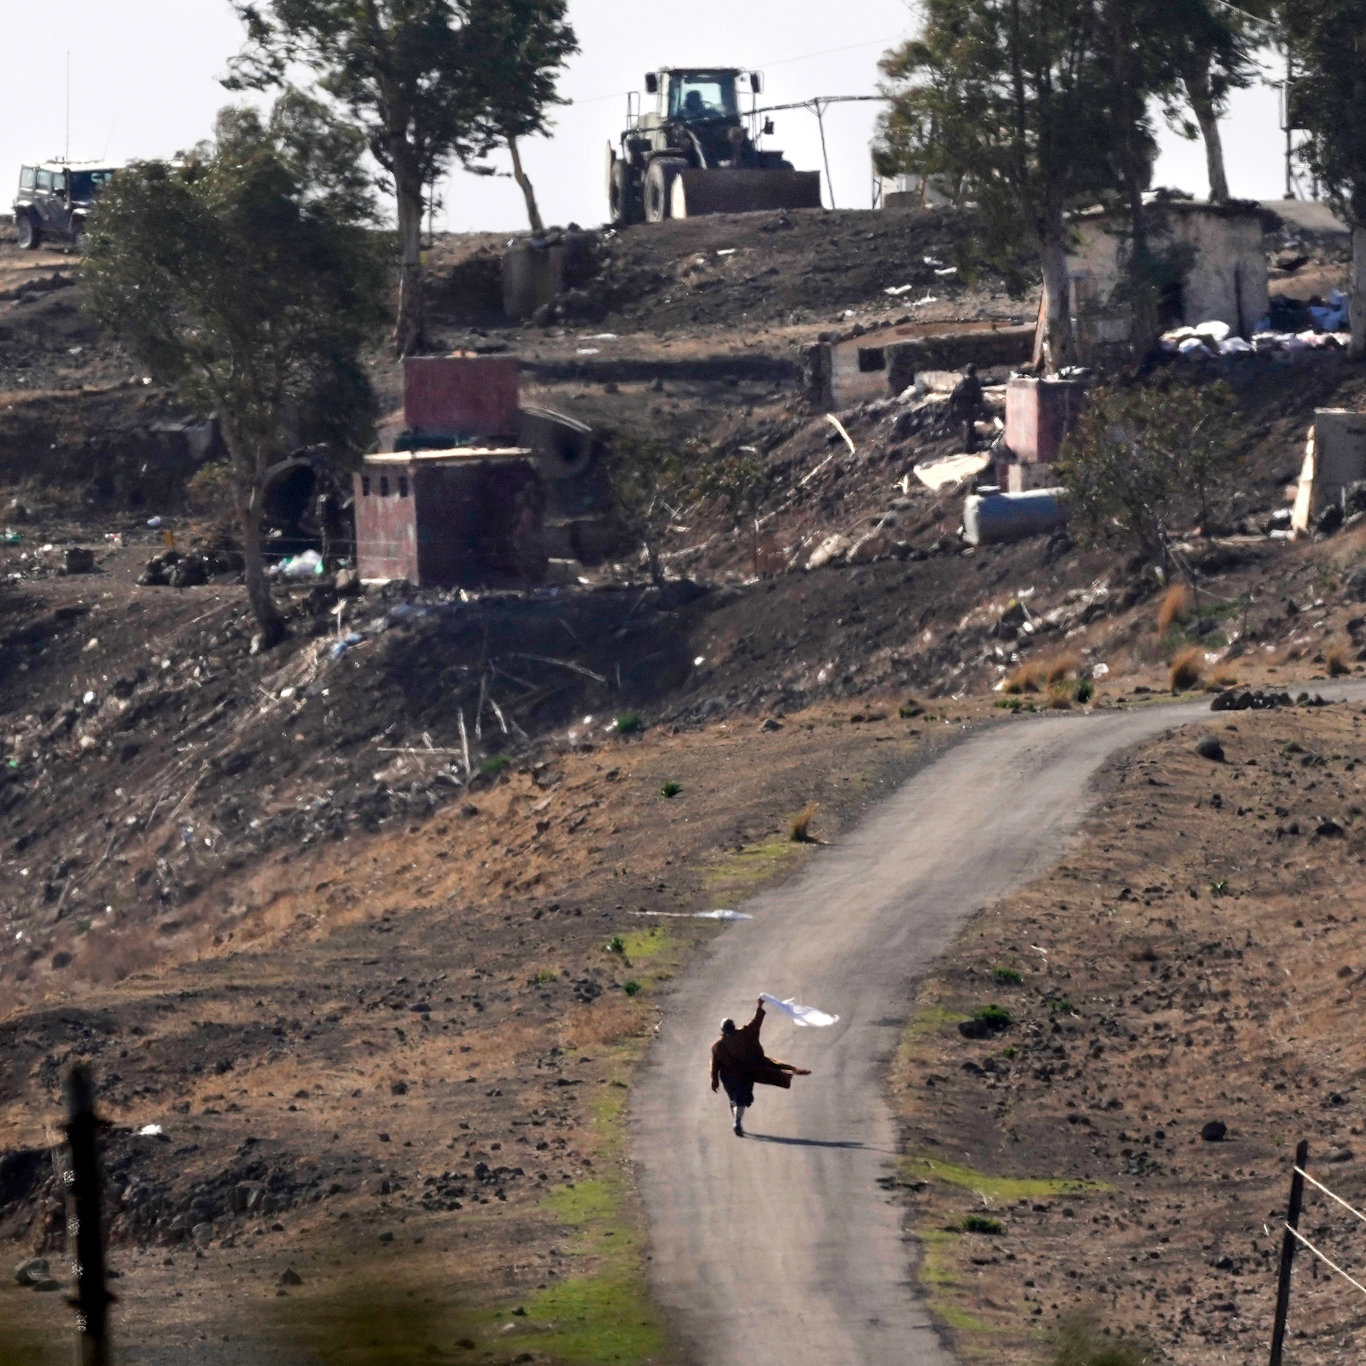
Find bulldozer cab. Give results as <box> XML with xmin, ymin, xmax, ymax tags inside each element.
<box><xmin>666</xmin><ymin>71</ymin><xmax>740</xmax><ymax>124</ymax></box>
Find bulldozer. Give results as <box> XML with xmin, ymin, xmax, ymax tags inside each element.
<box><xmin>607</xmin><ymin>69</ymin><xmax>823</xmax><ymax>225</ymax></box>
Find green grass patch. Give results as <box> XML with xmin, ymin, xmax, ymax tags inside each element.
<box><xmin>704</xmin><ymin>839</ymin><xmax>807</xmax><ymax>892</ymax></box>
<box><xmin>623</xmin><ymin>980</ymin><xmax>641</xmax><ymax>995</ymax></box>
<box><xmin>617</xmin><ymin>927</ymin><xmax>673</xmax><ymax>962</ymax></box>
<box><xmin>613</xmin><ymin>713</ymin><xmax>643</xmax><ymax>735</ymax></box>
<box><xmin>479</xmin><ymin>754</ymin><xmax>511</xmax><ymax>777</ymax></box>
<box><xmin>990</xmin><ymin>966</ymin><xmax>1022</xmax><ymax>985</ymax></box>
<box><xmin>901</xmin><ymin>1155</ymin><xmax>1108</xmax><ymax>1202</ymax></box>
<box><xmin>659</xmin><ymin>781</ymin><xmax>681</xmax><ymax>799</ymax></box>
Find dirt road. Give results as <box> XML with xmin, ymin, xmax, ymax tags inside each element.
<box><xmin>632</xmin><ymin>692</ymin><xmax>1366</xmax><ymax>1366</ymax></box>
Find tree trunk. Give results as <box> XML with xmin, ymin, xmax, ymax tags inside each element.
<box><xmin>507</xmin><ymin>137</ymin><xmax>544</xmax><ymax>234</ymax></box>
<box><xmin>1039</xmin><ymin>212</ymin><xmax>1076</xmax><ymax>373</ymax></box>
<box><xmin>1352</xmin><ymin>221</ymin><xmax>1366</xmax><ymax>360</ymax></box>
<box><xmin>393</xmin><ymin>146</ymin><xmax>426</xmax><ymax>358</ymax></box>
<box><xmin>1189</xmin><ymin>84</ymin><xmax>1230</xmax><ymax>204</ymax></box>
<box><xmin>225</xmin><ymin>421</ymin><xmax>286</xmax><ymax>649</ymax></box>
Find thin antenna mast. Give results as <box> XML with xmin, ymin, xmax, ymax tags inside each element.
<box><xmin>66</xmin><ymin>52</ymin><xmax>71</xmax><ymax>163</ymax></box>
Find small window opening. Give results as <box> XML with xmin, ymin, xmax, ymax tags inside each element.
<box><xmin>379</xmin><ymin>475</ymin><xmax>390</xmax><ymax>497</ymax></box>
<box><xmin>398</xmin><ymin>475</ymin><xmax>410</xmax><ymax>498</ymax></box>
<box><xmin>857</xmin><ymin>347</ymin><xmax>886</xmax><ymax>373</ymax></box>
<box><xmin>361</xmin><ymin>475</ymin><xmax>371</xmax><ymax>496</ymax></box>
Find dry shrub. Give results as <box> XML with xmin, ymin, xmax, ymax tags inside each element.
<box><xmin>1046</xmin><ymin>652</ymin><xmax>1081</xmax><ymax>684</ymax></box>
<box><xmin>1169</xmin><ymin>646</ymin><xmax>1203</xmax><ymax>693</ymax></box>
<box><xmin>1156</xmin><ymin>583</ymin><xmax>1193</xmax><ymax>635</ymax></box>
<box><xmin>562</xmin><ymin>996</ymin><xmax>651</xmax><ymax>1051</ymax></box>
<box><xmin>185</xmin><ymin>460</ymin><xmax>234</xmax><ymax>516</ymax></box>
<box><xmin>789</xmin><ymin>802</ymin><xmax>819</xmax><ymax>843</ymax></box>
<box><xmin>1048</xmin><ymin>1310</ymin><xmax>1152</xmax><ymax>1366</ymax></box>
<box><xmin>1046</xmin><ymin>682</ymin><xmax>1073</xmax><ymax>709</ymax></box>
<box><xmin>1208</xmin><ymin>669</ymin><xmax>1238</xmax><ymax>689</ymax></box>
<box><xmin>1328</xmin><ymin>644</ymin><xmax>1352</xmax><ymax>676</ymax></box>
<box><xmin>1003</xmin><ymin>661</ymin><xmax>1046</xmax><ymax>694</ymax></box>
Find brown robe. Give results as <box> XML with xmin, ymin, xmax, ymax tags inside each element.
<box><xmin>710</xmin><ymin>1002</ymin><xmax>798</xmax><ymax>1090</ymax></box>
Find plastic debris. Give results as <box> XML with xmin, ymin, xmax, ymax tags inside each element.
<box><xmin>273</xmin><ymin>550</ymin><xmax>325</xmax><ymax>579</ymax></box>
<box><xmin>760</xmin><ymin>992</ymin><xmax>840</xmax><ymax>1027</ymax></box>
<box><xmin>330</xmin><ymin>631</ymin><xmax>362</xmax><ymax>660</ymax></box>
<box><xmin>146</xmin><ymin>516</ymin><xmax>163</xmax><ymax>529</ymax></box>
<box><xmin>1</xmin><ymin>531</ymin><xmax>20</xmax><ymax>544</ymax></box>
<box><xmin>136</xmin><ymin>1124</ymin><xmax>165</xmax><ymax>1137</ymax></box>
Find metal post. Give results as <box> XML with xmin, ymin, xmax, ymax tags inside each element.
<box><xmin>65</xmin><ymin>1066</ymin><xmax>112</xmax><ymax>1366</ymax></box>
<box><xmin>809</xmin><ymin>100</ymin><xmax>835</xmax><ymax>210</ymax></box>
<box><xmin>1270</xmin><ymin>1139</ymin><xmax>1310</xmax><ymax>1366</ymax></box>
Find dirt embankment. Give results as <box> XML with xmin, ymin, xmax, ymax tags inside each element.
<box><xmin>896</xmin><ymin>693</ymin><xmax>1366</xmax><ymax>1365</ymax></box>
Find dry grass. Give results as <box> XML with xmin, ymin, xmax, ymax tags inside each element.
<box><xmin>1046</xmin><ymin>683</ymin><xmax>1073</xmax><ymax>710</ymax></box>
<box><xmin>1156</xmin><ymin>583</ymin><xmax>1193</xmax><ymax>635</ymax></box>
<box><xmin>1169</xmin><ymin>647</ymin><xmax>1203</xmax><ymax>693</ymax></box>
<box><xmin>561</xmin><ymin>997</ymin><xmax>651</xmax><ymax>1051</ymax></box>
<box><xmin>1207</xmin><ymin>670</ymin><xmax>1238</xmax><ymax>690</ymax></box>
<box><xmin>1328</xmin><ymin>644</ymin><xmax>1352</xmax><ymax>677</ymax></box>
<box><xmin>1046</xmin><ymin>653</ymin><xmax>1081</xmax><ymax>685</ymax></box>
<box><xmin>789</xmin><ymin>802</ymin><xmax>819</xmax><ymax>843</ymax></box>
<box><xmin>1003</xmin><ymin>661</ymin><xmax>1046</xmax><ymax>695</ymax></box>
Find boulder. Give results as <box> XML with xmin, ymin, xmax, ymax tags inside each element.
<box><xmin>1195</xmin><ymin>735</ymin><xmax>1225</xmax><ymax>762</ymax></box>
<box><xmin>806</xmin><ymin>534</ymin><xmax>850</xmax><ymax>570</ymax></box>
<box><xmin>1201</xmin><ymin>1120</ymin><xmax>1227</xmax><ymax>1142</ymax></box>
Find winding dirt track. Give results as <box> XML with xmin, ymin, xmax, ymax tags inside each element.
<box><xmin>632</xmin><ymin>693</ymin><xmax>1363</xmax><ymax>1366</ymax></box>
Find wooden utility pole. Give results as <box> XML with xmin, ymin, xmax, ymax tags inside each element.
<box><xmin>1270</xmin><ymin>1138</ymin><xmax>1310</xmax><ymax>1366</ymax></box>
<box><xmin>65</xmin><ymin>1066</ymin><xmax>112</xmax><ymax>1366</ymax></box>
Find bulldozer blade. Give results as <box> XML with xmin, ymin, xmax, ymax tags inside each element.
<box><xmin>670</xmin><ymin>169</ymin><xmax>823</xmax><ymax>218</ymax></box>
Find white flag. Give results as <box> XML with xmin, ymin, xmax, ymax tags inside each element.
<box><xmin>760</xmin><ymin>992</ymin><xmax>839</xmax><ymax>1027</ymax></box>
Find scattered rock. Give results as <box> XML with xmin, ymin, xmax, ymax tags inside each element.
<box><xmin>1194</xmin><ymin>735</ymin><xmax>1225</xmax><ymax>762</ymax></box>
<box><xmin>1317</xmin><ymin>819</ymin><xmax>1345</xmax><ymax>837</ymax></box>
<box><xmin>1326</xmin><ymin>1147</ymin><xmax>1355</xmax><ymax>1163</ymax></box>
<box><xmin>1201</xmin><ymin>1120</ymin><xmax>1228</xmax><ymax>1142</ymax></box>
<box><xmin>280</xmin><ymin>1267</ymin><xmax>303</xmax><ymax>1285</ymax></box>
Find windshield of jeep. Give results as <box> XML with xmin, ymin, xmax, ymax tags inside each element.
<box><xmin>68</xmin><ymin>170</ymin><xmax>116</xmax><ymax>201</ymax></box>
<box><xmin>669</xmin><ymin>73</ymin><xmax>739</xmax><ymax>123</ymax></box>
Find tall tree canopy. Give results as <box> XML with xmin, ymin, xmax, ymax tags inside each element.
<box><xmin>875</xmin><ymin>0</ymin><xmax>1237</xmax><ymax>367</ymax></box>
<box><xmin>85</xmin><ymin>94</ymin><xmax>388</xmax><ymax>647</ymax></box>
<box><xmin>1162</xmin><ymin>0</ymin><xmax>1270</xmax><ymax>203</ymax></box>
<box><xmin>1281</xmin><ymin>0</ymin><xmax>1366</xmax><ymax>356</ymax></box>
<box><xmin>227</xmin><ymin>0</ymin><xmax>577</xmax><ymax>355</ymax></box>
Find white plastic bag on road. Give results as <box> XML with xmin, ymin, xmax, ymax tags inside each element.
<box><xmin>760</xmin><ymin>992</ymin><xmax>840</xmax><ymax>1027</ymax></box>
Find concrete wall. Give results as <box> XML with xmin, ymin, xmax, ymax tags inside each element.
<box><xmin>1292</xmin><ymin>409</ymin><xmax>1366</xmax><ymax>533</ymax></box>
<box><xmin>403</xmin><ymin>356</ymin><xmax>521</xmax><ymax>440</ymax></box>
<box><xmin>1063</xmin><ymin>202</ymin><xmax>1269</xmax><ymax>359</ymax></box>
<box><xmin>807</xmin><ymin>321</ymin><xmax>1033</xmax><ymax>410</ymax></box>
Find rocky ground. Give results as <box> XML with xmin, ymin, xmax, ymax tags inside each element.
<box><xmin>896</xmin><ymin>683</ymin><xmax>1366</xmax><ymax>1365</ymax></box>
<box><xmin>1</xmin><ymin>199</ymin><xmax>1365</xmax><ymax>1365</ymax></box>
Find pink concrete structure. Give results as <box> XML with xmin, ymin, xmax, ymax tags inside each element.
<box><xmin>403</xmin><ymin>355</ymin><xmax>520</xmax><ymax>440</ymax></box>
<box><xmin>1004</xmin><ymin>377</ymin><xmax>1088</xmax><ymax>464</ymax></box>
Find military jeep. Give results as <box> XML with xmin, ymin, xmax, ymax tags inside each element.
<box><xmin>13</xmin><ymin>161</ymin><xmax>119</xmax><ymax>251</ymax></box>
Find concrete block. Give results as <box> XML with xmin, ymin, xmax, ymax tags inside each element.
<box><xmin>1291</xmin><ymin>409</ymin><xmax>1366</xmax><ymax>534</ymax></box>
<box><xmin>1005</xmin><ymin>377</ymin><xmax>1088</xmax><ymax>463</ymax></box>
<box><xmin>1006</xmin><ymin>461</ymin><xmax>1061</xmax><ymax>494</ymax></box>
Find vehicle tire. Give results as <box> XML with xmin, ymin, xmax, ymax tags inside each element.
<box><xmin>16</xmin><ymin>214</ymin><xmax>39</xmax><ymax>250</ymax></box>
<box><xmin>644</xmin><ymin>157</ymin><xmax>687</xmax><ymax>223</ymax></box>
<box><xmin>609</xmin><ymin>159</ymin><xmax>642</xmax><ymax>227</ymax></box>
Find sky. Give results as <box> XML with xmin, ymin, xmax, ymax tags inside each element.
<box><xmin>2</xmin><ymin>0</ymin><xmax>1308</xmax><ymax>236</ymax></box>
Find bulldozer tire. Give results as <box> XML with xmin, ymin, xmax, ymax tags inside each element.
<box><xmin>609</xmin><ymin>159</ymin><xmax>641</xmax><ymax>227</ymax></box>
<box><xmin>644</xmin><ymin>158</ymin><xmax>687</xmax><ymax>223</ymax></box>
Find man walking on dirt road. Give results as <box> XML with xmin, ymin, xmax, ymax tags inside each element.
<box><xmin>710</xmin><ymin>998</ymin><xmax>811</xmax><ymax>1137</ymax></box>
